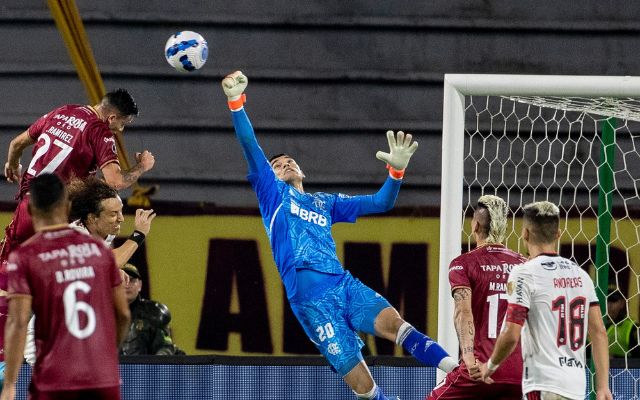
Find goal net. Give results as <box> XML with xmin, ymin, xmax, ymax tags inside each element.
<box><xmin>438</xmin><ymin>74</ymin><xmax>640</xmax><ymax>398</ymax></box>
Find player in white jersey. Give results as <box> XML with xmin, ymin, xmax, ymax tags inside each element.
<box><xmin>479</xmin><ymin>201</ymin><xmax>612</xmax><ymax>400</ymax></box>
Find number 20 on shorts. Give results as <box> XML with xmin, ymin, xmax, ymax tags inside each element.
<box><xmin>316</xmin><ymin>323</ymin><xmax>335</xmax><ymax>342</ymax></box>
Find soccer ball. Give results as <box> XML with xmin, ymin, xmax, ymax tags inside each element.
<box><xmin>164</xmin><ymin>31</ymin><xmax>208</xmax><ymax>73</ymax></box>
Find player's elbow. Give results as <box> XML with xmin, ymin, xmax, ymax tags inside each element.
<box><xmin>589</xmin><ymin>320</ymin><xmax>608</xmax><ymax>342</ymax></box>
<box><xmin>376</xmin><ymin>196</ymin><xmax>396</xmax><ymax>212</ymax></box>
<box><xmin>104</xmin><ymin>174</ymin><xmax>124</xmax><ymax>191</ymax></box>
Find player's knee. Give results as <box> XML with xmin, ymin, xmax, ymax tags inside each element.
<box><xmin>373</xmin><ymin>307</ymin><xmax>403</xmax><ymax>339</ymax></box>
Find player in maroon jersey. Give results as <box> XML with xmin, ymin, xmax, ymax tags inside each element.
<box><xmin>1</xmin><ymin>88</ymin><xmax>155</xmax><ymax>267</ymax></box>
<box><xmin>0</xmin><ymin>89</ymin><xmax>152</xmax><ymax>364</ymax></box>
<box><xmin>427</xmin><ymin>195</ymin><xmax>527</xmax><ymax>400</ymax></box>
<box><xmin>1</xmin><ymin>174</ymin><xmax>130</xmax><ymax>400</ymax></box>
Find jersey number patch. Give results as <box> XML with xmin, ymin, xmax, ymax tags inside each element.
<box><xmin>486</xmin><ymin>293</ymin><xmax>509</xmax><ymax>338</ymax></box>
<box><xmin>316</xmin><ymin>323</ymin><xmax>335</xmax><ymax>342</ymax></box>
<box><xmin>27</xmin><ymin>134</ymin><xmax>74</xmax><ymax>176</ymax></box>
<box><xmin>551</xmin><ymin>296</ymin><xmax>586</xmax><ymax>350</ymax></box>
<box><xmin>63</xmin><ymin>281</ymin><xmax>97</xmax><ymax>339</ymax></box>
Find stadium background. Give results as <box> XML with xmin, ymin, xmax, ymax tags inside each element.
<box><xmin>0</xmin><ymin>207</ymin><xmax>634</xmax><ymax>359</ymax></box>
<box><xmin>2</xmin><ymin>0</ymin><xmax>640</xmax><ymax>398</ymax></box>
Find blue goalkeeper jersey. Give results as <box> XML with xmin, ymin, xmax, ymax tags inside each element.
<box><xmin>232</xmin><ymin>108</ymin><xmax>401</xmax><ymax>300</ymax></box>
<box><xmin>248</xmin><ymin>163</ymin><xmax>361</xmax><ymax>298</ymax></box>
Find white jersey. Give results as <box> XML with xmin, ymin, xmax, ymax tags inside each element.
<box><xmin>68</xmin><ymin>219</ymin><xmax>115</xmax><ymax>245</ymax></box>
<box><xmin>506</xmin><ymin>254</ymin><xmax>599</xmax><ymax>400</ymax></box>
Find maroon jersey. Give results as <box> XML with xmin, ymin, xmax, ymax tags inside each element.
<box><xmin>18</xmin><ymin>105</ymin><xmax>120</xmax><ymax>199</ymax></box>
<box><xmin>7</xmin><ymin>227</ymin><xmax>122</xmax><ymax>392</ymax></box>
<box><xmin>448</xmin><ymin>244</ymin><xmax>528</xmax><ymax>385</ymax></box>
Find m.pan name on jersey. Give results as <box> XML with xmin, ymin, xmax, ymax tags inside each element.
<box><xmin>290</xmin><ymin>201</ymin><xmax>327</xmax><ymax>226</ymax></box>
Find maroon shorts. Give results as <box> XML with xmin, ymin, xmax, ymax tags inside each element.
<box><xmin>3</xmin><ymin>197</ymin><xmax>35</xmax><ymax>253</ymax></box>
<box><xmin>426</xmin><ymin>367</ymin><xmax>522</xmax><ymax>400</ymax></box>
<box><xmin>29</xmin><ymin>384</ymin><xmax>121</xmax><ymax>400</ymax></box>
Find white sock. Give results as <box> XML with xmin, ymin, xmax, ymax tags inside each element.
<box><xmin>354</xmin><ymin>384</ymin><xmax>378</xmax><ymax>399</ymax></box>
<box><xmin>438</xmin><ymin>356</ymin><xmax>459</xmax><ymax>373</ymax></box>
<box><xmin>395</xmin><ymin>321</ymin><xmax>413</xmax><ymax>345</ymax></box>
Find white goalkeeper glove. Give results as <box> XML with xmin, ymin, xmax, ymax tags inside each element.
<box><xmin>222</xmin><ymin>71</ymin><xmax>248</xmax><ymax>110</ymax></box>
<box><xmin>376</xmin><ymin>130</ymin><xmax>418</xmax><ymax>178</ymax></box>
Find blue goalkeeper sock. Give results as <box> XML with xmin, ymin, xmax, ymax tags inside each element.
<box><xmin>354</xmin><ymin>384</ymin><xmax>392</xmax><ymax>400</ymax></box>
<box><xmin>396</xmin><ymin>322</ymin><xmax>458</xmax><ymax>373</ymax></box>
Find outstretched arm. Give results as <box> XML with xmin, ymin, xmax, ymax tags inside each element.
<box><xmin>358</xmin><ymin>177</ymin><xmax>401</xmax><ymax>215</ymax></box>
<box><xmin>222</xmin><ymin>71</ymin><xmax>269</xmax><ymax>174</ymax></box>
<box><xmin>358</xmin><ymin>130</ymin><xmax>418</xmax><ymax>215</ymax></box>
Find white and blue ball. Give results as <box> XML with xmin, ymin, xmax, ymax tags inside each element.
<box><xmin>164</xmin><ymin>31</ymin><xmax>208</xmax><ymax>73</ymax></box>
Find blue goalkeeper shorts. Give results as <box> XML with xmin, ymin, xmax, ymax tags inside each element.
<box><xmin>289</xmin><ymin>271</ymin><xmax>392</xmax><ymax>376</ymax></box>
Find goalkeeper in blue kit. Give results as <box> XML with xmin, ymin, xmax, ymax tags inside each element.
<box><xmin>222</xmin><ymin>71</ymin><xmax>457</xmax><ymax>400</ymax></box>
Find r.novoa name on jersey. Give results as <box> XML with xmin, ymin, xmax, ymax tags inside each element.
<box><xmin>55</xmin><ymin>266</ymin><xmax>96</xmax><ymax>283</ymax></box>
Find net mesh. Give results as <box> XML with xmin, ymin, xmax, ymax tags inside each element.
<box><xmin>462</xmin><ymin>95</ymin><xmax>640</xmax><ymax>399</ymax></box>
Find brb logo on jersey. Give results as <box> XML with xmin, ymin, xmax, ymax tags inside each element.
<box><xmin>290</xmin><ymin>201</ymin><xmax>327</xmax><ymax>226</ymax></box>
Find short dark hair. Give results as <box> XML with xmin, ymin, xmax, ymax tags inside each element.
<box><xmin>29</xmin><ymin>173</ymin><xmax>65</xmax><ymax>212</ymax></box>
<box><xmin>104</xmin><ymin>88</ymin><xmax>138</xmax><ymax>117</ymax></box>
<box><xmin>68</xmin><ymin>176</ymin><xmax>119</xmax><ymax>225</ymax></box>
<box><xmin>269</xmin><ymin>153</ymin><xmax>288</xmax><ymax>163</ymax></box>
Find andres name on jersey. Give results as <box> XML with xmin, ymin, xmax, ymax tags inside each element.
<box><xmin>290</xmin><ymin>201</ymin><xmax>327</xmax><ymax>226</ymax></box>
<box><xmin>553</xmin><ymin>277</ymin><xmax>583</xmax><ymax>288</ymax></box>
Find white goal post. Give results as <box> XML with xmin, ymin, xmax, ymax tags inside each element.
<box><xmin>438</xmin><ymin>74</ymin><xmax>640</xmax><ymax>382</ymax></box>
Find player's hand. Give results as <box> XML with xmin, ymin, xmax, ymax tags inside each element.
<box><xmin>4</xmin><ymin>161</ymin><xmax>22</xmax><ymax>183</ymax></box>
<box><xmin>135</xmin><ymin>151</ymin><xmax>155</xmax><ymax>173</ymax></box>
<box><xmin>376</xmin><ymin>130</ymin><xmax>418</xmax><ymax>171</ymax></box>
<box><xmin>466</xmin><ymin>359</ymin><xmax>483</xmax><ymax>381</ymax></box>
<box><xmin>118</xmin><ymin>268</ymin><xmax>130</xmax><ymax>286</ymax></box>
<box><xmin>134</xmin><ymin>208</ymin><xmax>156</xmax><ymax>235</ymax></box>
<box><xmin>596</xmin><ymin>388</ymin><xmax>614</xmax><ymax>400</ymax></box>
<box><xmin>222</xmin><ymin>71</ymin><xmax>248</xmax><ymax>100</ymax></box>
<box><xmin>477</xmin><ymin>362</ymin><xmax>495</xmax><ymax>384</ymax></box>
